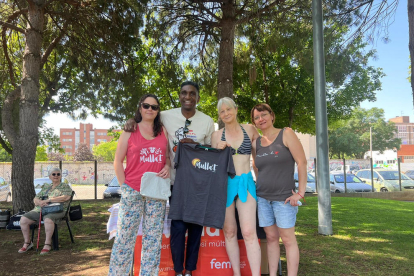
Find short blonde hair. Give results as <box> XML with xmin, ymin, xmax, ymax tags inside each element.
<box><xmin>217</xmin><ymin>97</ymin><xmax>237</xmax><ymax>114</ymax></box>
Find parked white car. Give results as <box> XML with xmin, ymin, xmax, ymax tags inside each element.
<box><xmin>294</xmin><ymin>173</ymin><xmax>316</xmax><ymax>193</ymax></box>
<box><xmin>34</xmin><ymin>177</ymin><xmax>72</xmax><ymax>194</ymax></box>
<box><xmin>331</xmin><ymin>165</ymin><xmax>360</xmax><ymax>175</ymax></box>
<box><xmin>330</xmin><ymin>173</ymin><xmax>374</xmax><ymax>193</ymax></box>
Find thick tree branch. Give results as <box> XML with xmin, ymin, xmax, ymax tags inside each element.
<box><xmin>192</xmin><ymin>0</ymin><xmax>221</xmax><ymax>21</ymax></box>
<box><xmin>0</xmin><ymin>21</ymin><xmax>25</xmax><ymax>33</ymax></box>
<box><xmin>2</xmin><ymin>29</ymin><xmax>17</xmax><ymax>88</ymax></box>
<box><xmin>1</xmin><ymin>86</ymin><xmax>21</xmax><ymax>148</ymax></box>
<box><xmin>41</xmin><ymin>20</ymin><xmax>69</xmax><ymax>68</ymax></box>
<box><xmin>1</xmin><ymin>8</ymin><xmax>29</xmax><ymax>87</ymax></box>
<box><xmin>235</xmin><ymin>0</ymin><xmax>284</xmax><ymax>25</ymax></box>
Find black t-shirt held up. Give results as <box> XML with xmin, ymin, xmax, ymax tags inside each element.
<box><xmin>168</xmin><ymin>143</ymin><xmax>235</xmax><ymax>229</ymax></box>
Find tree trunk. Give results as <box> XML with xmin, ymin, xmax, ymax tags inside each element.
<box><xmin>409</xmin><ymin>0</ymin><xmax>414</xmax><ymax>107</ymax></box>
<box><xmin>288</xmin><ymin>105</ymin><xmax>294</xmax><ymax>127</ymax></box>
<box><xmin>10</xmin><ymin>0</ymin><xmax>44</xmax><ymax>213</ymax></box>
<box><xmin>259</xmin><ymin>58</ymin><xmax>269</xmax><ymax>104</ymax></box>
<box><xmin>217</xmin><ymin>0</ymin><xmax>235</xmax><ymax>101</ymax></box>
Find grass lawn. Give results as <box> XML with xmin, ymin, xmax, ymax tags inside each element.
<box><xmin>0</xmin><ymin>197</ymin><xmax>413</xmax><ymax>275</ymax></box>
<box><xmin>296</xmin><ymin>197</ymin><xmax>414</xmax><ymax>276</ymax></box>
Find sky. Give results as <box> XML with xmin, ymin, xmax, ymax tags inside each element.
<box><xmin>359</xmin><ymin>1</ymin><xmax>412</xmax><ymax>119</ymax></box>
<box><xmin>45</xmin><ymin>1</ymin><xmax>413</xmax><ymax>135</ymax></box>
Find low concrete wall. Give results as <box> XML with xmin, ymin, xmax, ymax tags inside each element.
<box><xmin>306</xmin><ymin>190</ymin><xmax>414</xmax><ymax>201</ymax></box>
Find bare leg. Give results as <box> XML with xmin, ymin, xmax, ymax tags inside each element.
<box><xmin>223</xmin><ymin>202</ymin><xmax>241</xmax><ymax>276</ymax></box>
<box><xmin>20</xmin><ymin>216</ymin><xmax>35</xmax><ymax>246</ymax></box>
<box><xmin>263</xmin><ymin>225</ymin><xmax>280</xmax><ymax>276</ymax></box>
<box><xmin>236</xmin><ymin>194</ymin><xmax>261</xmax><ymax>276</ymax></box>
<box><xmin>279</xmin><ymin>227</ymin><xmax>299</xmax><ymax>276</ymax></box>
<box><xmin>43</xmin><ymin>218</ymin><xmax>55</xmax><ymax>250</ymax></box>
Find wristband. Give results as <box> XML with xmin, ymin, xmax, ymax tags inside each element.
<box><xmin>297</xmin><ymin>192</ymin><xmax>306</xmax><ymax>202</ymax></box>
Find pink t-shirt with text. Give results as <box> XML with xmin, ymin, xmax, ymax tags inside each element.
<box><xmin>124</xmin><ymin>126</ymin><xmax>167</xmax><ymax>191</ymax></box>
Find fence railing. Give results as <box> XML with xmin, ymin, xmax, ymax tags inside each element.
<box><xmin>0</xmin><ymin>161</ymin><xmax>117</xmax><ymax>201</ymax></box>
<box><xmin>1</xmin><ymin>158</ymin><xmax>413</xmax><ymax>202</ymax></box>
<box><xmin>307</xmin><ymin>157</ymin><xmax>414</xmax><ymax>194</ymax></box>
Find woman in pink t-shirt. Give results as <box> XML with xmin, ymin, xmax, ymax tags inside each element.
<box><xmin>109</xmin><ymin>94</ymin><xmax>170</xmax><ymax>276</ymax></box>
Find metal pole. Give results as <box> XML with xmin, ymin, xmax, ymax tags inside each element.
<box><xmin>370</xmin><ymin>127</ymin><xmax>372</xmax><ymax>160</ymax></box>
<box><xmin>312</xmin><ymin>0</ymin><xmax>332</xmax><ymax>235</ymax></box>
<box><xmin>343</xmin><ymin>158</ymin><xmax>347</xmax><ymax>193</ymax></box>
<box><xmin>314</xmin><ymin>157</ymin><xmax>318</xmax><ymax>193</ymax></box>
<box><xmin>94</xmin><ymin>160</ymin><xmax>97</xmax><ymax>200</ymax></box>
<box><xmin>59</xmin><ymin>160</ymin><xmax>62</xmax><ymax>171</ymax></box>
<box><xmin>398</xmin><ymin>157</ymin><xmax>402</xmax><ymax>191</ymax></box>
<box><xmin>370</xmin><ymin>158</ymin><xmax>374</xmax><ymax>192</ymax></box>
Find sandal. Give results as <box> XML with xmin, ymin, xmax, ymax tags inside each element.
<box><xmin>18</xmin><ymin>242</ymin><xmax>33</xmax><ymax>253</ymax></box>
<box><xmin>40</xmin><ymin>244</ymin><xmax>52</xmax><ymax>255</ymax></box>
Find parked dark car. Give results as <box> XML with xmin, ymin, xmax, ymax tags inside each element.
<box><xmin>103</xmin><ymin>177</ymin><xmax>121</xmax><ymax>199</ymax></box>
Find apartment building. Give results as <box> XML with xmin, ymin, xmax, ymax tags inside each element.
<box><xmin>60</xmin><ymin>123</ymin><xmax>119</xmax><ymax>156</ymax></box>
<box><xmin>389</xmin><ymin>116</ymin><xmax>414</xmax><ymax>145</ymax></box>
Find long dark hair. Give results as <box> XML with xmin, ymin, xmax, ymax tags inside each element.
<box><xmin>134</xmin><ymin>94</ymin><xmax>163</xmax><ymax>137</ymax></box>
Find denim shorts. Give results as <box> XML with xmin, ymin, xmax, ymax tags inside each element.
<box><xmin>257</xmin><ymin>196</ymin><xmax>298</xmax><ymax>229</ymax></box>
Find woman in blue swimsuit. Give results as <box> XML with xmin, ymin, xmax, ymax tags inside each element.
<box><xmin>211</xmin><ymin>97</ymin><xmax>261</xmax><ymax>276</ymax></box>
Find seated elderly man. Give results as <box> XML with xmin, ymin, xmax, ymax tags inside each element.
<box><xmin>18</xmin><ymin>168</ymin><xmax>72</xmax><ymax>255</ymax></box>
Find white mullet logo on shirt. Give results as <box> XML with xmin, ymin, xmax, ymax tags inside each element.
<box><xmin>192</xmin><ymin>158</ymin><xmax>218</xmax><ymax>172</ymax></box>
<box><xmin>140</xmin><ymin>147</ymin><xmax>164</xmax><ymax>163</ymax></box>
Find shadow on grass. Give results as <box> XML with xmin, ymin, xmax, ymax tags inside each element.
<box><xmin>0</xmin><ymin>199</ymin><xmax>117</xmax><ymax>276</ymax></box>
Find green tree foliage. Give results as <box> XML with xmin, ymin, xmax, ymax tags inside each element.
<box><xmin>47</xmin><ymin>152</ymin><xmax>66</xmax><ymax>161</ymax></box>
<box><xmin>38</xmin><ymin>124</ymin><xmax>64</xmax><ymax>153</ymax></box>
<box><xmin>73</xmin><ymin>143</ymin><xmax>95</xmax><ymax>162</ymax></box>
<box><xmin>107</xmin><ymin>128</ymin><xmax>122</xmax><ymax>142</ymax></box>
<box><xmin>0</xmin><ymin>148</ymin><xmax>12</xmax><ymax>162</ymax></box>
<box><xmin>230</xmin><ymin>18</ymin><xmax>384</xmax><ymax>133</ymax></box>
<box><xmin>329</xmin><ymin>108</ymin><xmax>401</xmax><ymax>159</ymax></box>
<box><xmin>149</xmin><ymin>0</ymin><xmax>306</xmax><ymax>102</ymax></box>
<box><xmin>0</xmin><ymin>0</ymin><xmax>146</xmax><ymax>212</ymax></box>
<box><xmin>35</xmin><ymin>146</ymin><xmax>48</xmax><ymax>161</ymax></box>
<box><xmin>93</xmin><ymin>141</ymin><xmax>117</xmax><ymax>162</ymax></box>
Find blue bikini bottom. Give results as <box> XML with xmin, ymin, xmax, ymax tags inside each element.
<box><xmin>226</xmin><ymin>171</ymin><xmax>257</xmax><ymax>207</ymax></box>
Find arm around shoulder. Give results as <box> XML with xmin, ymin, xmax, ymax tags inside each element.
<box><xmin>244</xmin><ymin>124</ymin><xmax>260</xmax><ymax>141</ymax></box>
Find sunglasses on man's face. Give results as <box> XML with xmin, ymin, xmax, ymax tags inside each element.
<box><xmin>52</xmin><ymin>173</ymin><xmax>61</xmax><ymax>176</ymax></box>
<box><xmin>184</xmin><ymin>119</ymin><xmax>191</xmax><ymax>134</ymax></box>
<box><xmin>141</xmin><ymin>103</ymin><xmax>160</xmax><ymax>111</ymax></box>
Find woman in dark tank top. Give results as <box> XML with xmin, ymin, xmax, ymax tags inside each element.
<box><xmin>251</xmin><ymin>103</ymin><xmax>307</xmax><ymax>276</ymax></box>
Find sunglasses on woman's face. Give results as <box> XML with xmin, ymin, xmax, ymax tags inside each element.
<box><xmin>52</xmin><ymin>173</ymin><xmax>61</xmax><ymax>176</ymax></box>
<box><xmin>141</xmin><ymin>103</ymin><xmax>160</xmax><ymax>111</ymax></box>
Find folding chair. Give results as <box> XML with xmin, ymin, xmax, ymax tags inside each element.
<box><xmin>31</xmin><ymin>191</ymin><xmax>75</xmax><ymax>250</ymax></box>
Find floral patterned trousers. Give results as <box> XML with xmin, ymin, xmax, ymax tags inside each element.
<box><xmin>109</xmin><ymin>184</ymin><xmax>166</xmax><ymax>276</ymax></box>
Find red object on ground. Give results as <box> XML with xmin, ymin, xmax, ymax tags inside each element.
<box><xmin>134</xmin><ymin>226</ymin><xmax>257</xmax><ymax>276</ymax></box>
